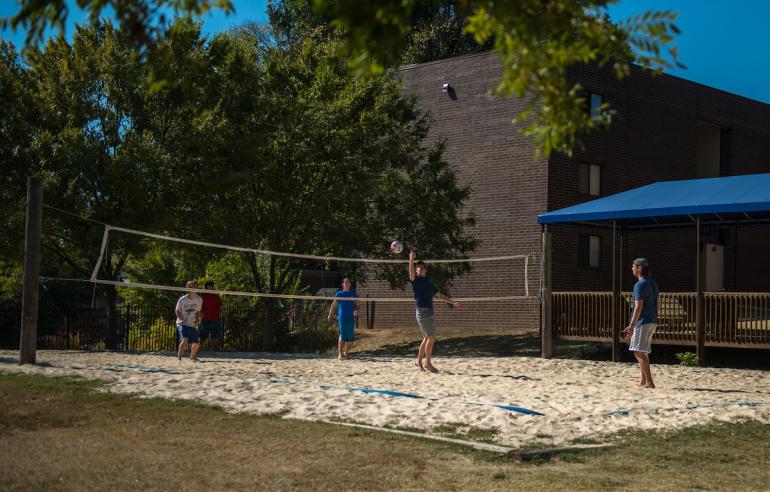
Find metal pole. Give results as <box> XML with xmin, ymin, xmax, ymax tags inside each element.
<box><xmin>19</xmin><ymin>177</ymin><xmax>43</xmax><ymax>365</ymax></box>
<box><xmin>611</xmin><ymin>221</ymin><xmax>620</xmax><ymax>362</ymax></box>
<box><xmin>696</xmin><ymin>216</ymin><xmax>705</xmax><ymax>366</ymax></box>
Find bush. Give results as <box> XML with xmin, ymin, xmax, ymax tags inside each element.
<box><xmin>675</xmin><ymin>351</ymin><xmax>698</xmax><ymax>367</ymax></box>
<box><xmin>127</xmin><ymin>317</ymin><xmax>177</xmax><ymax>351</ymax></box>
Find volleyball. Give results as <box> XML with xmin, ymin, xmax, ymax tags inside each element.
<box><xmin>390</xmin><ymin>240</ymin><xmax>403</xmax><ymax>254</ymax></box>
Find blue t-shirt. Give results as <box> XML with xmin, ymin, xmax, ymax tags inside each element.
<box><xmin>410</xmin><ymin>276</ymin><xmax>439</xmax><ymax>309</ymax></box>
<box><xmin>631</xmin><ymin>277</ymin><xmax>659</xmax><ymax>326</ymax></box>
<box><xmin>335</xmin><ymin>289</ymin><xmax>357</xmax><ymax>319</ymax></box>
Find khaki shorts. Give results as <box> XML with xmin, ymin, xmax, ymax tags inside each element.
<box><xmin>629</xmin><ymin>323</ymin><xmax>656</xmax><ymax>353</ymax></box>
<box><xmin>415</xmin><ymin>309</ymin><xmax>436</xmax><ymax>337</ymax></box>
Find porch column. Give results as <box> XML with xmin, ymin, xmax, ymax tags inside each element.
<box><xmin>540</xmin><ymin>225</ymin><xmax>552</xmax><ymax>359</ymax></box>
<box><xmin>611</xmin><ymin>221</ymin><xmax>621</xmax><ymax>362</ymax></box>
<box><xmin>695</xmin><ymin>215</ymin><xmax>706</xmax><ymax>366</ymax></box>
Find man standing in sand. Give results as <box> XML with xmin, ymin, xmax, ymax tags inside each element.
<box><xmin>408</xmin><ymin>250</ymin><xmax>462</xmax><ymax>373</ymax></box>
<box><xmin>624</xmin><ymin>258</ymin><xmax>659</xmax><ymax>388</ymax></box>
<box><xmin>327</xmin><ymin>276</ymin><xmax>358</xmax><ymax>360</ymax></box>
<box><xmin>176</xmin><ymin>280</ymin><xmax>203</xmax><ymax>362</ymax></box>
<box><xmin>199</xmin><ymin>281</ymin><xmax>223</xmax><ymax>351</ymax></box>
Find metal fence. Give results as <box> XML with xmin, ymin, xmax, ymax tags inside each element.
<box><xmin>552</xmin><ymin>291</ymin><xmax>770</xmax><ymax>348</ymax></box>
<box><xmin>0</xmin><ymin>300</ymin><xmax>334</xmax><ymax>352</ymax></box>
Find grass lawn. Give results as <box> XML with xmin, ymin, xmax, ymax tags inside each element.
<box><xmin>2</xmin><ymin>372</ymin><xmax>769</xmax><ymax>491</ymax></box>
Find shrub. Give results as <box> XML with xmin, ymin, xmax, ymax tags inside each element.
<box><xmin>675</xmin><ymin>351</ymin><xmax>698</xmax><ymax>367</ymax></box>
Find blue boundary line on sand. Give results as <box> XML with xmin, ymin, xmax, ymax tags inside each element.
<box><xmin>321</xmin><ymin>384</ymin><xmax>545</xmax><ymax>415</ymax></box>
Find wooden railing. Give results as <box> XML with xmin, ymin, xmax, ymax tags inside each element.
<box><xmin>704</xmin><ymin>293</ymin><xmax>770</xmax><ymax>346</ymax></box>
<box><xmin>552</xmin><ymin>292</ymin><xmax>617</xmax><ymax>340</ymax></box>
<box><xmin>552</xmin><ymin>292</ymin><xmax>770</xmax><ymax>348</ymax></box>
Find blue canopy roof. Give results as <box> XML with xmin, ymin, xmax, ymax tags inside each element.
<box><xmin>538</xmin><ymin>173</ymin><xmax>770</xmax><ymax>225</ymax></box>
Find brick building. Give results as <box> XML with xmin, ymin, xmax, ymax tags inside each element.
<box><xmin>357</xmin><ymin>51</ymin><xmax>770</xmax><ymax>332</ymax></box>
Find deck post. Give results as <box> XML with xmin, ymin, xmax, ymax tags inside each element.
<box><xmin>695</xmin><ymin>215</ymin><xmax>706</xmax><ymax>366</ymax></box>
<box><xmin>540</xmin><ymin>226</ymin><xmax>552</xmax><ymax>359</ymax></box>
<box><xmin>611</xmin><ymin>221</ymin><xmax>621</xmax><ymax>362</ymax></box>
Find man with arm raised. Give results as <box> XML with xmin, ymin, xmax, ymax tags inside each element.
<box><xmin>408</xmin><ymin>250</ymin><xmax>462</xmax><ymax>373</ymax></box>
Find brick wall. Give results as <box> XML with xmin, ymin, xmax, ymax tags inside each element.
<box><xmin>550</xmin><ymin>63</ymin><xmax>770</xmax><ymax>294</ymax></box>
<box><xmin>360</xmin><ymin>52</ymin><xmax>770</xmax><ymax>332</ymax></box>
<box><xmin>359</xmin><ymin>53</ymin><xmax>547</xmax><ymax>331</ymax></box>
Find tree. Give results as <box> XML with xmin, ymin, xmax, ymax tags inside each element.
<box><xmin>0</xmin><ymin>20</ymin><xmax>260</xmax><ymax>344</ymax></box>
<box><xmin>4</xmin><ymin>1</ymin><xmax>682</xmax><ymax>158</ymax></box>
<box><xmin>0</xmin><ymin>42</ymin><xmax>36</xmax><ymax>307</ymax></box>
<box><xmin>203</xmin><ymin>29</ymin><xmax>476</xmax><ymax>349</ymax></box>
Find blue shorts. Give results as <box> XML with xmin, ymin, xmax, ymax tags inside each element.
<box><xmin>198</xmin><ymin>320</ymin><xmax>223</xmax><ymax>339</ymax></box>
<box><xmin>176</xmin><ymin>323</ymin><xmax>200</xmax><ymax>344</ymax></box>
<box><xmin>338</xmin><ymin>318</ymin><xmax>355</xmax><ymax>342</ymax></box>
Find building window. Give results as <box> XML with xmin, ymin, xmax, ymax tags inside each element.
<box><xmin>579</xmin><ymin>163</ymin><xmax>601</xmax><ymax>196</ymax></box>
<box><xmin>589</xmin><ymin>92</ymin><xmax>603</xmax><ymax>118</ymax></box>
<box><xmin>579</xmin><ymin>235</ymin><xmax>601</xmax><ymax>268</ymax></box>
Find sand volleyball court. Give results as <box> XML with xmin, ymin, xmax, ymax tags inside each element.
<box><xmin>2</xmin><ymin>350</ymin><xmax>769</xmax><ymax>448</ymax></box>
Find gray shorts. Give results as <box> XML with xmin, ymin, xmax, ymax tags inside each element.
<box><xmin>629</xmin><ymin>323</ymin><xmax>656</xmax><ymax>353</ymax></box>
<box><xmin>415</xmin><ymin>309</ymin><xmax>436</xmax><ymax>337</ymax></box>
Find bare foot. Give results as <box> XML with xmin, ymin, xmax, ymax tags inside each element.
<box><xmin>425</xmin><ymin>364</ymin><xmax>439</xmax><ymax>374</ymax></box>
<box><xmin>415</xmin><ymin>361</ymin><xmax>425</xmax><ymax>371</ymax></box>
<box><xmin>338</xmin><ymin>354</ymin><xmax>344</xmax><ymax>361</ymax></box>
<box><xmin>644</xmin><ymin>383</ymin><xmax>656</xmax><ymax>389</ymax></box>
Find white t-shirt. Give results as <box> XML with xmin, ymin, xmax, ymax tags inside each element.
<box><xmin>175</xmin><ymin>294</ymin><xmax>203</xmax><ymax>327</ymax></box>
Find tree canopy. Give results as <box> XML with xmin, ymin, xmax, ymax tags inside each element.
<box><xmin>3</xmin><ymin>1</ymin><xmax>682</xmax><ymax>157</ymax></box>
<box><xmin>0</xmin><ymin>16</ymin><xmax>476</xmax><ymax>350</ymax></box>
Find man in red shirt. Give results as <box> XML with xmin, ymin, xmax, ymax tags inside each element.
<box><xmin>199</xmin><ymin>281</ymin><xmax>223</xmax><ymax>350</ymax></box>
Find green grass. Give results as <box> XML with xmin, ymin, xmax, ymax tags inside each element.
<box><xmin>2</xmin><ymin>372</ymin><xmax>770</xmax><ymax>490</ymax></box>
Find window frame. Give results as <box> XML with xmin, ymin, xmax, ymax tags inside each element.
<box><xmin>578</xmin><ymin>162</ymin><xmax>602</xmax><ymax>197</ymax></box>
<box><xmin>578</xmin><ymin>234</ymin><xmax>602</xmax><ymax>269</ymax></box>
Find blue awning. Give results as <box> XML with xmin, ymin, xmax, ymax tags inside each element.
<box><xmin>538</xmin><ymin>173</ymin><xmax>770</xmax><ymax>225</ymax></box>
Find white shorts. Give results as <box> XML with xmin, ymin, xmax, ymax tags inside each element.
<box><xmin>629</xmin><ymin>323</ymin><xmax>656</xmax><ymax>353</ymax></box>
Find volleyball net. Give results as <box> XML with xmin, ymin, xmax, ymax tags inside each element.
<box><xmin>83</xmin><ymin>223</ymin><xmax>538</xmax><ymax>303</ymax></box>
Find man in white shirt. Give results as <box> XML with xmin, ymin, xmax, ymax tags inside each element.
<box><xmin>176</xmin><ymin>280</ymin><xmax>203</xmax><ymax>361</ymax></box>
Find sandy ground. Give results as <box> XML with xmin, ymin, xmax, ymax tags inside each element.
<box><xmin>2</xmin><ymin>350</ymin><xmax>769</xmax><ymax>447</ymax></box>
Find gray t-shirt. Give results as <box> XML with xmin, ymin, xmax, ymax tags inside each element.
<box><xmin>176</xmin><ymin>294</ymin><xmax>203</xmax><ymax>327</ymax></box>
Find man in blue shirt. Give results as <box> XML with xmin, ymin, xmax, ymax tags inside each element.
<box><xmin>623</xmin><ymin>258</ymin><xmax>660</xmax><ymax>388</ymax></box>
<box><xmin>409</xmin><ymin>250</ymin><xmax>462</xmax><ymax>373</ymax></box>
<box><xmin>327</xmin><ymin>276</ymin><xmax>358</xmax><ymax>360</ymax></box>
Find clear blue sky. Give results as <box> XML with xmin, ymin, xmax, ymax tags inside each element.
<box><xmin>2</xmin><ymin>0</ymin><xmax>769</xmax><ymax>104</ymax></box>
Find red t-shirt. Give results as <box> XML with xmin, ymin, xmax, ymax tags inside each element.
<box><xmin>200</xmin><ymin>293</ymin><xmax>223</xmax><ymax>321</ymax></box>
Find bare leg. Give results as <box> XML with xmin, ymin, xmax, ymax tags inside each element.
<box><xmin>344</xmin><ymin>342</ymin><xmax>351</xmax><ymax>359</ymax></box>
<box><xmin>190</xmin><ymin>342</ymin><xmax>201</xmax><ymax>361</ymax></box>
<box><xmin>178</xmin><ymin>338</ymin><xmax>188</xmax><ymax>360</ymax></box>
<box><xmin>416</xmin><ymin>337</ymin><xmax>427</xmax><ymax>371</ymax></box>
<box><xmin>424</xmin><ymin>336</ymin><xmax>438</xmax><ymax>373</ymax></box>
<box><xmin>338</xmin><ymin>338</ymin><xmax>344</xmax><ymax>360</ymax></box>
<box><xmin>634</xmin><ymin>351</ymin><xmax>655</xmax><ymax>388</ymax></box>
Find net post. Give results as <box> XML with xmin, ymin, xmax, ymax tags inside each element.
<box><xmin>91</xmin><ymin>225</ymin><xmax>111</xmax><ymax>281</ymax></box>
<box><xmin>540</xmin><ymin>226</ymin><xmax>553</xmax><ymax>359</ymax></box>
<box><xmin>20</xmin><ymin>176</ymin><xmax>43</xmax><ymax>365</ymax></box>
